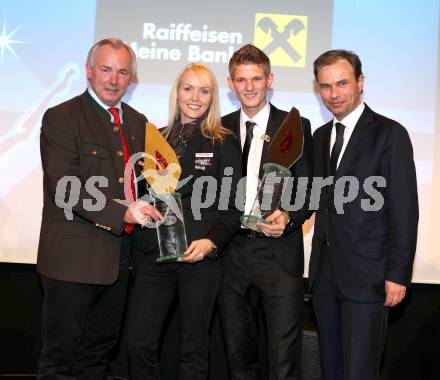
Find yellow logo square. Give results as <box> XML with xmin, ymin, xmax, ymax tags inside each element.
<box><xmin>254</xmin><ymin>13</ymin><xmax>308</xmax><ymax>68</ymax></box>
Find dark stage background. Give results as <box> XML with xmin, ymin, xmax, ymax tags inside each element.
<box><xmin>1</xmin><ymin>263</ymin><xmax>439</xmax><ymax>379</ymax></box>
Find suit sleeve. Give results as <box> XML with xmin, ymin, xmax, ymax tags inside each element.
<box><xmin>40</xmin><ymin>107</ymin><xmax>128</xmax><ymax>235</ymax></box>
<box><xmin>205</xmin><ymin>133</ymin><xmax>242</xmax><ymax>253</ymax></box>
<box><xmin>384</xmin><ymin>124</ymin><xmax>419</xmax><ymax>285</ymax></box>
<box><xmin>284</xmin><ymin>117</ymin><xmax>314</xmax><ymax>232</ymax></box>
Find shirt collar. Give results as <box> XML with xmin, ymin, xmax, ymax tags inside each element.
<box><xmin>240</xmin><ymin>101</ymin><xmax>271</xmax><ymax>131</ymax></box>
<box><xmin>87</xmin><ymin>87</ymin><xmax>123</xmax><ymax>121</ymax></box>
<box><xmin>333</xmin><ymin>101</ymin><xmax>365</xmax><ymax>130</ymax></box>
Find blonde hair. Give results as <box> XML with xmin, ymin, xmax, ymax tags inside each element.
<box><xmin>166</xmin><ymin>63</ymin><xmax>230</xmax><ymax>142</ymax></box>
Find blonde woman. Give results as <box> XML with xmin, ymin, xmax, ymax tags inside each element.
<box><xmin>128</xmin><ymin>63</ymin><xmax>242</xmax><ymax>380</ymax></box>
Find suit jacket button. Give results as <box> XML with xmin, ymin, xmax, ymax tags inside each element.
<box><xmin>113</xmin><ymin>126</ymin><xmax>119</xmax><ymax>132</ymax></box>
<box><xmin>118</xmin><ymin>177</ymin><xmax>124</xmax><ymax>184</ymax></box>
<box><xmin>117</xmin><ymin>150</ymin><xmax>124</xmax><ymax>157</ymax></box>
<box><xmin>92</xmin><ymin>150</ymin><xmax>98</xmax><ymax>155</ymax></box>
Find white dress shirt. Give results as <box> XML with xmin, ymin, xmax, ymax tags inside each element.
<box><xmin>87</xmin><ymin>87</ymin><xmax>124</xmax><ymax>123</ymax></box>
<box><xmin>330</xmin><ymin>102</ymin><xmax>365</xmax><ymax>169</ymax></box>
<box><xmin>240</xmin><ymin>102</ymin><xmax>271</xmax><ymax>215</ymax></box>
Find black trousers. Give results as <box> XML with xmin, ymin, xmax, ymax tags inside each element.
<box><xmin>312</xmin><ymin>245</ymin><xmax>388</xmax><ymax>380</ymax></box>
<box><xmin>37</xmin><ymin>234</ymin><xmax>132</xmax><ymax>380</ymax></box>
<box><xmin>220</xmin><ymin>235</ymin><xmax>304</xmax><ymax>380</ymax></box>
<box><xmin>127</xmin><ymin>250</ymin><xmax>222</xmax><ymax>380</ymax></box>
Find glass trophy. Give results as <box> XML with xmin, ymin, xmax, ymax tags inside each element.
<box><xmin>154</xmin><ymin>192</ymin><xmax>188</xmax><ymax>263</ymax></box>
<box><xmin>144</xmin><ymin>123</ymin><xmax>187</xmax><ymax>263</ymax></box>
<box><xmin>240</xmin><ymin>163</ymin><xmax>291</xmax><ymax>231</ymax></box>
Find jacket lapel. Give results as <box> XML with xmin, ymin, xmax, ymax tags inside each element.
<box><xmin>121</xmin><ymin>103</ymin><xmax>144</xmax><ymax>154</ymax></box>
<box><xmin>81</xmin><ymin>91</ymin><xmax>114</xmax><ymax>142</ymax></box>
<box><xmin>80</xmin><ymin>92</ymin><xmax>127</xmax><ymax>182</ymax></box>
<box><xmin>178</xmin><ymin>125</ymin><xmax>206</xmax><ymax>172</ymax></box>
<box><xmin>228</xmin><ymin>110</ymin><xmax>241</xmax><ymax>146</ymax></box>
<box><xmin>335</xmin><ymin>105</ymin><xmax>374</xmax><ymax>178</ymax></box>
<box><xmin>320</xmin><ymin>122</ymin><xmax>332</xmax><ymax>178</ymax></box>
<box><xmin>81</xmin><ymin>92</ymin><xmax>141</xmax><ymax>155</ymax></box>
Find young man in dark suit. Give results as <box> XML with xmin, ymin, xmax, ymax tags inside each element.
<box><xmin>37</xmin><ymin>38</ymin><xmax>161</xmax><ymax>379</ymax></box>
<box><xmin>220</xmin><ymin>44</ymin><xmax>313</xmax><ymax>380</ymax></box>
<box><xmin>309</xmin><ymin>49</ymin><xmax>419</xmax><ymax>380</ymax></box>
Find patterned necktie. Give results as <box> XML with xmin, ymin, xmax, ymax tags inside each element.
<box><xmin>108</xmin><ymin>107</ymin><xmax>135</xmax><ymax>234</ymax></box>
<box><xmin>242</xmin><ymin>121</ymin><xmax>256</xmax><ymax>177</ymax></box>
<box><xmin>330</xmin><ymin>122</ymin><xmax>345</xmax><ymax>176</ymax></box>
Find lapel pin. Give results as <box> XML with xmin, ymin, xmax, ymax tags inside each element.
<box><xmin>261</xmin><ymin>134</ymin><xmax>271</xmax><ymax>142</ymax></box>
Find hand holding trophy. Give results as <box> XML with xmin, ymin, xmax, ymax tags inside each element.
<box><xmin>240</xmin><ymin>107</ymin><xmax>304</xmax><ymax>231</ymax></box>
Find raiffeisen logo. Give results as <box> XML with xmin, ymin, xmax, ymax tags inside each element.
<box><xmin>254</xmin><ymin>13</ymin><xmax>308</xmax><ymax>68</ymax></box>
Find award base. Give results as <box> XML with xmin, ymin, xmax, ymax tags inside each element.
<box><xmin>156</xmin><ymin>252</ymin><xmax>188</xmax><ymax>263</ymax></box>
<box><xmin>154</xmin><ymin>192</ymin><xmax>188</xmax><ymax>264</ymax></box>
<box><xmin>240</xmin><ymin>214</ymin><xmax>271</xmax><ymax>232</ymax></box>
<box><xmin>240</xmin><ymin>162</ymin><xmax>291</xmax><ymax>232</ymax></box>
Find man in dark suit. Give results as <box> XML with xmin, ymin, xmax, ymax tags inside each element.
<box><xmin>309</xmin><ymin>49</ymin><xmax>419</xmax><ymax>380</ymax></box>
<box><xmin>220</xmin><ymin>44</ymin><xmax>313</xmax><ymax>380</ymax></box>
<box><xmin>37</xmin><ymin>38</ymin><xmax>161</xmax><ymax>379</ymax></box>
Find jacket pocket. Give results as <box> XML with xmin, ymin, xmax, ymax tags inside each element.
<box><xmin>353</xmin><ymin>234</ymin><xmax>388</xmax><ymax>261</ymax></box>
<box><xmin>82</xmin><ymin>142</ymin><xmax>109</xmax><ymax>159</ymax></box>
<box><xmin>53</xmin><ymin>220</ymin><xmax>92</xmax><ymax>237</ymax></box>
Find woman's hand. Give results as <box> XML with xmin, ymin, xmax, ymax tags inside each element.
<box><xmin>178</xmin><ymin>239</ymin><xmax>213</xmax><ymax>263</ymax></box>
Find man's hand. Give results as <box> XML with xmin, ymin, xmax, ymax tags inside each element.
<box><xmin>257</xmin><ymin>210</ymin><xmax>289</xmax><ymax>238</ymax></box>
<box><xmin>124</xmin><ymin>200</ymin><xmax>162</xmax><ymax>225</ymax></box>
<box><xmin>384</xmin><ymin>280</ymin><xmax>407</xmax><ymax>307</ymax></box>
<box><xmin>179</xmin><ymin>239</ymin><xmax>213</xmax><ymax>263</ymax></box>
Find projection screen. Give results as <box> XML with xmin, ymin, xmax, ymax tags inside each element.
<box><xmin>0</xmin><ymin>0</ymin><xmax>439</xmax><ymax>283</ymax></box>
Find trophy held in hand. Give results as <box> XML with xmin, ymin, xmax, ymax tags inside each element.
<box><xmin>240</xmin><ymin>107</ymin><xmax>304</xmax><ymax>231</ymax></box>
<box><xmin>144</xmin><ymin>123</ymin><xmax>188</xmax><ymax>263</ymax></box>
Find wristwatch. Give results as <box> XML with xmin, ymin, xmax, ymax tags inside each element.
<box><xmin>207</xmin><ymin>240</ymin><xmax>219</xmax><ymax>260</ymax></box>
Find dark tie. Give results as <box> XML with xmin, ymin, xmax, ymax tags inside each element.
<box><xmin>242</xmin><ymin>121</ymin><xmax>256</xmax><ymax>177</ymax></box>
<box><xmin>330</xmin><ymin>122</ymin><xmax>345</xmax><ymax>176</ymax></box>
<box><xmin>108</xmin><ymin>107</ymin><xmax>135</xmax><ymax>234</ymax></box>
